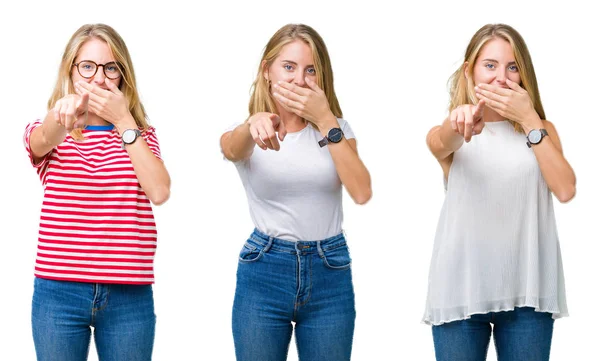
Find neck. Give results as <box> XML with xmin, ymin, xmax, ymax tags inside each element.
<box><xmin>85</xmin><ymin>113</ymin><xmax>112</xmax><ymax>127</ymax></box>
<box><xmin>276</xmin><ymin>106</ymin><xmax>307</xmax><ymax>132</ymax></box>
<box><xmin>483</xmin><ymin>108</ymin><xmax>506</xmax><ymax>123</ymax></box>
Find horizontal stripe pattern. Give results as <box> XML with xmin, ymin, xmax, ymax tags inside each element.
<box><xmin>24</xmin><ymin>120</ymin><xmax>161</xmax><ymax>284</ymax></box>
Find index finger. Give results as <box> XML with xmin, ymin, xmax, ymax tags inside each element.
<box><xmin>464</xmin><ymin>108</ymin><xmax>474</xmax><ymax>142</ymax></box>
<box><xmin>473</xmin><ymin>99</ymin><xmax>485</xmax><ymax>119</ymax></box>
<box><xmin>76</xmin><ymin>93</ymin><xmax>89</xmax><ymax>113</ymax></box>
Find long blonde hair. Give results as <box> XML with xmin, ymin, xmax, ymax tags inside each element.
<box><xmin>449</xmin><ymin>23</ymin><xmax>545</xmax><ymax>133</ymax></box>
<box><xmin>48</xmin><ymin>24</ymin><xmax>148</xmax><ymax>139</ymax></box>
<box><xmin>248</xmin><ymin>24</ymin><xmax>342</xmax><ymax>119</ymax></box>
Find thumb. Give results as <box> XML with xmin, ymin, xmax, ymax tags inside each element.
<box><xmin>305</xmin><ymin>76</ymin><xmax>320</xmax><ymax>92</ymax></box>
<box><xmin>271</xmin><ymin>114</ymin><xmax>286</xmax><ymax>141</ymax></box>
<box><xmin>505</xmin><ymin>78</ymin><xmax>524</xmax><ymax>93</ymax></box>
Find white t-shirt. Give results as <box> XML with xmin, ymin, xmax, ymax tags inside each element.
<box><xmin>224</xmin><ymin>118</ymin><xmax>355</xmax><ymax>241</ymax></box>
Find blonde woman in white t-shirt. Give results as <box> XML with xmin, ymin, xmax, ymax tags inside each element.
<box><xmin>221</xmin><ymin>24</ymin><xmax>371</xmax><ymax>361</ymax></box>
<box><xmin>423</xmin><ymin>23</ymin><xmax>576</xmax><ymax>361</ymax></box>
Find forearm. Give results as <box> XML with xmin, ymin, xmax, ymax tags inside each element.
<box><xmin>29</xmin><ymin>111</ymin><xmax>68</xmax><ymax>162</ymax></box>
<box><xmin>328</xmin><ymin>139</ymin><xmax>372</xmax><ymax>204</ymax></box>
<box><xmin>427</xmin><ymin>118</ymin><xmax>464</xmax><ymax>161</ymax></box>
<box><xmin>221</xmin><ymin>122</ymin><xmax>255</xmax><ymax>161</ymax></box>
<box><xmin>533</xmin><ymin>142</ymin><xmax>576</xmax><ymax>202</ymax></box>
<box><xmin>124</xmin><ymin>138</ymin><xmax>171</xmax><ymax>205</ymax></box>
<box><xmin>117</xmin><ymin>118</ymin><xmax>170</xmax><ymax>206</ymax></box>
<box><xmin>523</xmin><ymin>119</ymin><xmax>576</xmax><ymax>203</ymax></box>
<box><xmin>319</xmin><ymin>118</ymin><xmax>371</xmax><ymax>204</ymax></box>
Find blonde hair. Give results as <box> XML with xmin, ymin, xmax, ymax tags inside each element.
<box><xmin>48</xmin><ymin>23</ymin><xmax>148</xmax><ymax>139</ymax></box>
<box><xmin>449</xmin><ymin>23</ymin><xmax>546</xmax><ymax>133</ymax></box>
<box><xmin>248</xmin><ymin>24</ymin><xmax>342</xmax><ymax>119</ymax></box>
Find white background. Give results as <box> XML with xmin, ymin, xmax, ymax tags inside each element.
<box><xmin>1</xmin><ymin>0</ymin><xmax>598</xmax><ymax>360</ymax></box>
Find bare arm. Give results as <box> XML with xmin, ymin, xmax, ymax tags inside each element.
<box><xmin>475</xmin><ymin>79</ymin><xmax>576</xmax><ymax>203</ymax></box>
<box><xmin>29</xmin><ymin>94</ymin><xmax>89</xmax><ymax>164</ymax></box>
<box><xmin>120</xmin><ymin>120</ymin><xmax>171</xmax><ymax>206</ymax></box>
<box><xmin>524</xmin><ymin>120</ymin><xmax>576</xmax><ymax>203</ymax></box>
<box><xmin>77</xmin><ymin>80</ymin><xmax>171</xmax><ymax>206</ymax></box>
<box><xmin>320</xmin><ymin>118</ymin><xmax>372</xmax><ymax>204</ymax></box>
<box><xmin>426</xmin><ymin>101</ymin><xmax>484</xmax><ymax>178</ymax></box>
<box><xmin>221</xmin><ymin>113</ymin><xmax>286</xmax><ymax>162</ymax></box>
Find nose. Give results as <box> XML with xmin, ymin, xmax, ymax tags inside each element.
<box><xmin>293</xmin><ymin>71</ymin><xmax>306</xmax><ymax>87</ymax></box>
<box><xmin>495</xmin><ymin>67</ymin><xmax>507</xmax><ymax>86</ymax></box>
<box><xmin>93</xmin><ymin>65</ymin><xmax>107</xmax><ymax>85</ymax></box>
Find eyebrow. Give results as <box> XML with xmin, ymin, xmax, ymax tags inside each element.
<box><xmin>281</xmin><ymin>60</ymin><xmax>314</xmax><ymax>67</ymax></box>
<box><xmin>482</xmin><ymin>59</ymin><xmax>517</xmax><ymax>65</ymax></box>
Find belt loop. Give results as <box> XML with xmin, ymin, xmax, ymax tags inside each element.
<box><xmin>264</xmin><ymin>236</ymin><xmax>273</xmax><ymax>253</ymax></box>
<box><xmin>316</xmin><ymin>240</ymin><xmax>324</xmax><ymax>258</ymax></box>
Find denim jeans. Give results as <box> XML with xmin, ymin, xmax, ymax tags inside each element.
<box><xmin>32</xmin><ymin>277</ymin><xmax>155</xmax><ymax>361</ymax></box>
<box><xmin>232</xmin><ymin>229</ymin><xmax>356</xmax><ymax>361</ymax></box>
<box><xmin>432</xmin><ymin>307</ymin><xmax>554</xmax><ymax>361</ymax></box>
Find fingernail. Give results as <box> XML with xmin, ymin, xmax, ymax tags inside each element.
<box><xmin>278</xmin><ymin>81</ymin><xmax>282</xmax><ymax>84</ymax></box>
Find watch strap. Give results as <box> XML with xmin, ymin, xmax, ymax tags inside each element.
<box><xmin>318</xmin><ymin>137</ymin><xmax>329</xmax><ymax>147</ymax></box>
<box><xmin>121</xmin><ymin>129</ymin><xmax>142</xmax><ymax>149</ymax></box>
<box><xmin>526</xmin><ymin>128</ymin><xmax>548</xmax><ymax>148</ymax></box>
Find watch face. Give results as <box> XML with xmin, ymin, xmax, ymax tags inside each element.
<box><xmin>328</xmin><ymin>128</ymin><xmax>344</xmax><ymax>143</ymax></box>
<box><xmin>528</xmin><ymin>129</ymin><xmax>542</xmax><ymax>144</ymax></box>
<box><xmin>122</xmin><ymin>129</ymin><xmax>137</xmax><ymax>144</ymax></box>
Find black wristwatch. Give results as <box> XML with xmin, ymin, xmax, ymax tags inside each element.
<box><xmin>121</xmin><ymin>129</ymin><xmax>142</xmax><ymax>149</ymax></box>
<box><xmin>318</xmin><ymin>127</ymin><xmax>344</xmax><ymax>147</ymax></box>
<box><xmin>526</xmin><ymin>129</ymin><xmax>548</xmax><ymax>148</ymax></box>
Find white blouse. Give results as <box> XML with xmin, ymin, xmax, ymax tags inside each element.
<box><xmin>423</xmin><ymin>120</ymin><xmax>568</xmax><ymax>326</ymax></box>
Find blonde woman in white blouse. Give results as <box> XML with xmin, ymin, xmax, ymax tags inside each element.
<box><xmin>423</xmin><ymin>23</ymin><xmax>575</xmax><ymax>361</ymax></box>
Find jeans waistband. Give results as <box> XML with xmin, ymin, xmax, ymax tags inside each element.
<box><xmin>248</xmin><ymin>228</ymin><xmax>346</xmax><ymax>255</ymax></box>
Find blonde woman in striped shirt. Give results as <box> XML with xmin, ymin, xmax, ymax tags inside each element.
<box><xmin>24</xmin><ymin>24</ymin><xmax>170</xmax><ymax>361</ymax></box>
<box><xmin>423</xmin><ymin>24</ymin><xmax>575</xmax><ymax>361</ymax></box>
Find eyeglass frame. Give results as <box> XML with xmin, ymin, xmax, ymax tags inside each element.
<box><xmin>72</xmin><ymin>60</ymin><xmax>123</xmax><ymax>80</ymax></box>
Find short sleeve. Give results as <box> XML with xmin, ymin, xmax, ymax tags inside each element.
<box><xmin>221</xmin><ymin>122</ymin><xmax>245</xmax><ymax>162</ymax></box>
<box><xmin>338</xmin><ymin>118</ymin><xmax>356</xmax><ymax>140</ymax></box>
<box><xmin>23</xmin><ymin>120</ymin><xmax>51</xmax><ymax>170</ymax></box>
<box><xmin>143</xmin><ymin>126</ymin><xmax>162</xmax><ymax>160</ymax></box>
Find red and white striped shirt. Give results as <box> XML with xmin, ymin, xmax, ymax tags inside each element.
<box><xmin>24</xmin><ymin>121</ymin><xmax>161</xmax><ymax>284</ymax></box>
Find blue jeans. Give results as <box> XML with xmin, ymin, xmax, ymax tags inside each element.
<box><xmin>232</xmin><ymin>229</ymin><xmax>356</xmax><ymax>361</ymax></box>
<box><xmin>432</xmin><ymin>307</ymin><xmax>554</xmax><ymax>361</ymax></box>
<box><xmin>32</xmin><ymin>277</ymin><xmax>155</xmax><ymax>361</ymax></box>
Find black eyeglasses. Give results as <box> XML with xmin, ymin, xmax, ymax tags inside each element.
<box><xmin>73</xmin><ymin>60</ymin><xmax>122</xmax><ymax>80</ymax></box>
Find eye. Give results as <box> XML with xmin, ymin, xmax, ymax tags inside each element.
<box><xmin>508</xmin><ymin>65</ymin><xmax>519</xmax><ymax>72</ymax></box>
<box><xmin>106</xmin><ymin>64</ymin><xmax>118</xmax><ymax>72</ymax></box>
<box><xmin>306</xmin><ymin>67</ymin><xmax>316</xmax><ymax>75</ymax></box>
<box><xmin>284</xmin><ymin>64</ymin><xmax>294</xmax><ymax>71</ymax></box>
<box><xmin>485</xmin><ymin>63</ymin><xmax>495</xmax><ymax>69</ymax></box>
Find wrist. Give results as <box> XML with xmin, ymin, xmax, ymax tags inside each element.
<box><xmin>115</xmin><ymin>115</ymin><xmax>137</xmax><ymax>135</ymax></box>
<box><xmin>520</xmin><ymin>115</ymin><xmax>544</xmax><ymax>134</ymax></box>
<box><xmin>318</xmin><ymin>114</ymin><xmax>340</xmax><ymax>136</ymax></box>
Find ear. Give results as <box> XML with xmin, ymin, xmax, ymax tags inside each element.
<box><xmin>463</xmin><ymin>61</ymin><xmax>470</xmax><ymax>80</ymax></box>
<box><xmin>261</xmin><ymin>60</ymin><xmax>269</xmax><ymax>82</ymax></box>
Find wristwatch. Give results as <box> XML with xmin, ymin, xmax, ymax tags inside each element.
<box><xmin>318</xmin><ymin>127</ymin><xmax>344</xmax><ymax>147</ymax></box>
<box><xmin>121</xmin><ymin>129</ymin><xmax>142</xmax><ymax>148</ymax></box>
<box><xmin>526</xmin><ymin>129</ymin><xmax>548</xmax><ymax>148</ymax></box>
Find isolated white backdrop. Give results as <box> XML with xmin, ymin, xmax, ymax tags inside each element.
<box><xmin>1</xmin><ymin>0</ymin><xmax>598</xmax><ymax>360</ymax></box>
